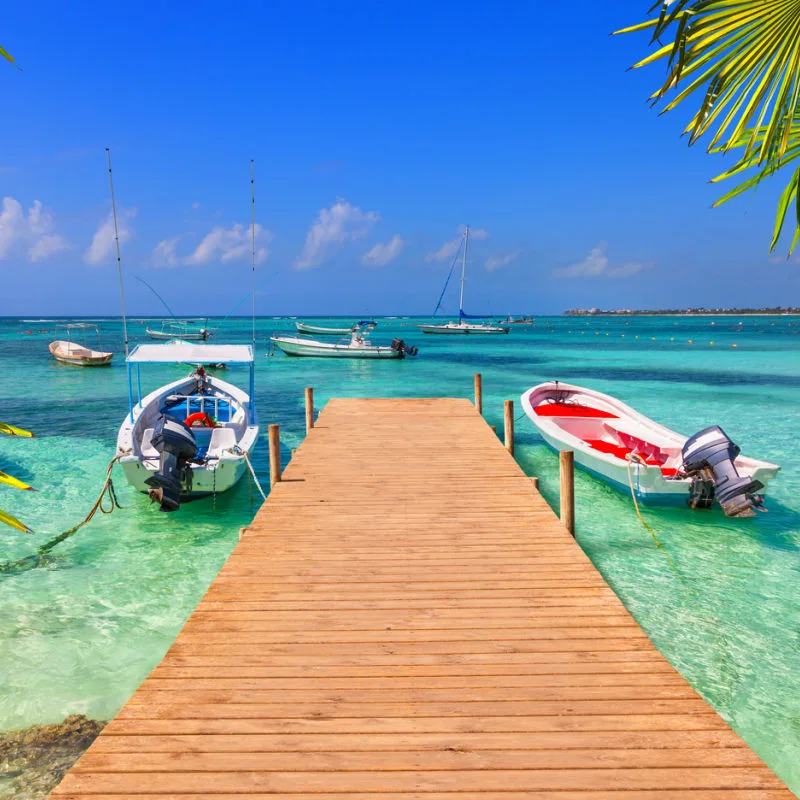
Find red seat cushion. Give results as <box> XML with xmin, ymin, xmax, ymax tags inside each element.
<box><xmin>585</xmin><ymin>439</ymin><xmax>631</xmax><ymax>459</ymax></box>
<box><xmin>534</xmin><ymin>401</ymin><xmax>618</xmax><ymax>419</ymax></box>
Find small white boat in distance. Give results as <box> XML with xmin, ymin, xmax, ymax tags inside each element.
<box><xmin>296</xmin><ymin>320</ymin><xmax>376</xmax><ymax>336</ymax></box>
<box><xmin>146</xmin><ymin>319</ymin><xmax>213</xmax><ymax>341</ymax></box>
<box><xmin>49</xmin><ymin>323</ymin><xmax>113</xmax><ymax>366</ymax></box>
<box><xmin>271</xmin><ymin>326</ymin><xmax>417</xmax><ymax>359</ymax></box>
<box><xmin>117</xmin><ymin>342</ymin><xmax>258</xmax><ymax>512</ymax></box>
<box><xmin>521</xmin><ymin>381</ymin><xmax>780</xmax><ymax>517</ymax></box>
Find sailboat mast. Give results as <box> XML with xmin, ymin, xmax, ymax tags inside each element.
<box><xmin>459</xmin><ymin>224</ymin><xmax>469</xmax><ymax>318</ymax></box>
<box><xmin>250</xmin><ymin>159</ymin><xmax>256</xmax><ymax>349</ymax></box>
<box><xmin>106</xmin><ymin>148</ymin><xmax>129</xmax><ymax>359</ymax></box>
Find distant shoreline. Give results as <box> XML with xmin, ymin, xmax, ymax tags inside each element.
<box><xmin>564</xmin><ymin>310</ymin><xmax>800</xmax><ymax>318</ymax></box>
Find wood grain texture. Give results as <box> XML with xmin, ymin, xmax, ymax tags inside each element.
<box><xmin>49</xmin><ymin>397</ymin><xmax>793</xmax><ymax>798</ymax></box>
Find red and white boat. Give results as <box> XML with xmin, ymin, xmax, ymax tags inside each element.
<box><xmin>521</xmin><ymin>381</ymin><xmax>780</xmax><ymax>516</ymax></box>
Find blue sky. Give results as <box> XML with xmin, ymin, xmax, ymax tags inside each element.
<box><xmin>1</xmin><ymin>1</ymin><xmax>797</xmax><ymax>316</ymax></box>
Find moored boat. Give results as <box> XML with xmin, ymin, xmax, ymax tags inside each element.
<box><xmin>419</xmin><ymin>225</ymin><xmax>510</xmax><ymax>335</ymax></box>
<box><xmin>146</xmin><ymin>319</ymin><xmax>213</xmax><ymax>341</ymax></box>
<box><xmin>296</xmin><ymin>320</ymin><xmax>376</xmax><ymax>336</ymax></box>
<box><xmin>117</xmin><ymin>342</ymin><xmax>258</xmax><ymax>512</ymax></box>
<box><xmin>48</xmin><ymin>324</ymin><xmax>113</xmax><ymax>366</ymax></box>
<box><xmin>271</xmin><ymin>326</ymin><xmax>417</xmax><ymax>359</ymax></box>
<box><xmin>521</xmin><ymin>381</ymin><xmax>780</xmax><ymax>517</ymax></box>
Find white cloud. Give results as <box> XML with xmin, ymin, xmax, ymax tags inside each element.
<box><xmin>151</xmin><ymin>235</ymin><xmax>183</xmax><ymax>267</ymax></box>
<box><xmin>426</xmin><ymin>225</ymin><xmax>490</xmax><ymax>263</ymax></box>
<box><xmin>485</xmin><ymin>249</ymin><xmax>521</xmax><ymax>272</ymax></box>
<box><xmin>186</xmin><ymin>223</ymin><xmax>271</xmax><ymax>266</ymax></box>
<box><xmin>553</xmin><ymin>242</ymin><xmax>649</xmax><ymax>279</ymax></box>
<box><xmin>295</xmin><ymin>199</ymin><xmax>380</xmax><ymax>270</ymax></box>
<box><xmin>362</xmin><ymin>234</ymin><xmax>405</xmax><ymax>267</ymax></box>
<box><xmin>191</xmin><ymin>202</ymin><xmax>200</xmax><ymax>210</ymax></box>
<box><xmin>84</xmin><ymin>209</ymin><xmax>135</xmax><ymax>266</ymax></box>
<box><xmin>0</xmin><ymin>197</ymin><xmax>69</xmax><ymax>262</ymax></box>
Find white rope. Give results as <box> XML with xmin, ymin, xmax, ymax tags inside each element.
<box><xmin>243</xmin><ymin>451</ymin><xmax>267</xmax><ymax>501</ymax></box>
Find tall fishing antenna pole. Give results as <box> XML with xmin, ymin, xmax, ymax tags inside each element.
<box><xmin>106</xmin><ymin>148</ymin><xmax>129</xmax><ymax>359</ymax></box>
<box><xmin>250</xmin><ymin>159</ymin><xmax>256</xmax><ymax>348</ymax></box>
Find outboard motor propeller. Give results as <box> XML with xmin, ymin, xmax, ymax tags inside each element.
<box><xmin>681</xmin><ymin>425</ymin><xmax>764</xmax><ymax>517</ymax></box>
<box><xmin>390</xmin><ymin>337</ymin><xmax>419</xmax><ymax>358</ymax></box>
<box><xmin>145</xmin><ymin>414</ymin><xmax>198</xmax><ymax>512</ymax></box>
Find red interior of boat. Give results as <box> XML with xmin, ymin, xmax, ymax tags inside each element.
<box><xmin>532</xmin><ymin>399</ymin><xmax>679</xmax><ymax>477</ymax></box>
<box><xmin>533</xmin><ymin>401</ymin><xmax>617</xmax><ymax>419</ymax></box>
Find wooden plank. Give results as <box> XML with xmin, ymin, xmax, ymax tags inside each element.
<box><xmin>48</xmin><ymin>398</ymin><xmax>792</xmax><ymax>799</ymax></box>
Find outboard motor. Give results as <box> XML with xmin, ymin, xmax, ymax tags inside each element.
<box><xmin>390</xmin><ymin>337</ymin><xmax>419</xmax><ymax>358</ymax></box>
<box><xmin>145</xmin><ymin>414</ymin><xmax>198</xmax><ymax>513</ymax></box>
<box><xmin>681</xmin><ymin>426</ymin><xmax>764</xmax><ymax>517</ymax></box>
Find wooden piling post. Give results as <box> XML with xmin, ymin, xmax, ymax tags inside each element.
<box><xmin>531</xmin><ymin>477</ymin><xmax>539</xmax><ymax>491</ymax></box>
<box><xmin>269</xmin><ymin>424</ymin><xmax>281</xmax><ymax>487</ymax></box>
<box><xmin>305</xmin><ymin>387</ymin><xmax>314</xmax><ymax>434</ymax></box>
<box><xmin>474</xmin><ymin>373</ymin><xmax>482</xmax><ymax>415</ymax></box>
<box><xmin>504</xmin><ymin>400</ymin><xmax>514</xmax><ymax>455</ymax></box>
<box><xmin>560</xmin><ymin>450</ymin><xmax>575</xmax><ymax>536</ymax></box>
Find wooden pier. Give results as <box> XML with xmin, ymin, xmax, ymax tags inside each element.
<box><xmin>51</xmin><ymin>397</ymin><xmax>792</xmax><ymax>798</ymax></box>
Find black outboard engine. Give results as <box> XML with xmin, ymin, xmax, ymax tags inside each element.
<box><xmin>390</xmin><ymin>338</ymin><xmax>419</xmax><ymax>358</ymax></box>
<box><xmin>681</xmin><ymin>425</ymin><xmax>764</xmax><ymax>517</ymax></box>
<box><xmin>145</xmin><ymin>414</ymin><xmax>198</xmax><ymax>513</ymax></box>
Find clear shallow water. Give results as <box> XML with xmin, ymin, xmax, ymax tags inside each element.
<box><xmin>0</xmin><ymin>315</ymin><xmax>798</xmax><ymax>790</ymax></box>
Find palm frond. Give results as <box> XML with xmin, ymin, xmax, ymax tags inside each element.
<box><xmin>711</xmin><ymin>125</ymin><xmax>800</xmax><ymax>252</ymax></box>
<box><xmin>0</xmin><ymin>508</ymin><xmax>33</xmax><ymax>534</ymax></box>
<box><xmin>0</xmin><ymin>420</ymin><xmax>34</xmax><ymax>437</ymax></box>
<box><xmin>0</xmin><ymin>470</ymin><xmax>35</xmax><ymax>491</ymax></box>
<box><xmin>615</xmin><ymin>1</ymin><xmax>800</xmax><ymax>163</ymax></box>
<box><xmin>0</xmin><ymin>44</ymin><xmax>14</xmax><ymax>66</ymax></box>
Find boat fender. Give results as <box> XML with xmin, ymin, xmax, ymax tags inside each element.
<box><xmin>185</xmin><ymin>412</ymin><xmax>217</xmax><ymax>428</ymax></box>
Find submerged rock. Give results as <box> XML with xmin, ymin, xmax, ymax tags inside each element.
<box><xmin>0</xmin><ymin>714</ymin><xmax>106</xmax><ymax>800</ymax></box>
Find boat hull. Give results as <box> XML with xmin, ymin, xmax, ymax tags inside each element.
<box><xmin>272</xmin><ymin>336</ymin><xmax>402</xmax><ymax>359</ymax></box>
<box><xmin>418</xmin><ymin>323</ymin><xmax>509</xmax><ymax>334</ymax></box>
<box><xmin>296</xmin><ymin>322</ymin><xmax>354</xmax><ymax>336</ymax></box>
<box><xmin>49</xmin><ymin>341</ymin><xmax>113</xmax><ymax>366</ymax></box>
<box><xmin>521</xmin><ymin>381</ymin><xmax>780</xmax><ymax>506</ymax></box>
<box><xmin>146</xmin><ymin>329</ymin><xmax>210</xmax><ymax>341</ymax></box>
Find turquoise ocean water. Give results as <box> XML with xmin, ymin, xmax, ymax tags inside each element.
<box><xmin>0</xmin><ymin>314</ymin><xmax>798</xmax><ymax>790</ymax></box>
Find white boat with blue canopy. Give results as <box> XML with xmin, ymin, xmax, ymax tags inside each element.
<box><xmin>117</xmin><ymin>342</ymin><xmax>258</xmax><ymax>512</ymax></box>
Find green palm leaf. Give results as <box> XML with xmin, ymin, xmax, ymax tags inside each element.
<box><xmin>0</xmin><ymin>508</ymin><xmax>33</xmax><ymax>534</ymax></box>
<box><xmin>0</xmin><ymin>44</ymin><xmax>14</xmax><ymax>66</ymax></box>
<box><xmin>0</xmin><ymin>470</ymin><xmax>35</xmax><ymax>492</ymax></box>
<box><xmin>616</xmin><ymin>1</ymin><xmax>800</xmax><ymax>252</ymax></box>
<box><xmin>0</xmin><ymin>420</ymin><xmax>34</xmax><ymax>437</ymax></box>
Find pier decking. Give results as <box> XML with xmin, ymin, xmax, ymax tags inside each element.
<box><xmin>52</xmin><ymin>397</ymin><xmax>792</xmax><ymax>798</ymax></box>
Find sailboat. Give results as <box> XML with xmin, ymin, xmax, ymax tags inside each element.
<box><xmin>418</xmin><ymin>225</ymin><xmax>510</xmax><ymax>335</ymax></box>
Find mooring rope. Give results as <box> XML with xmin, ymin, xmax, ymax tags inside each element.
<box><xmin>625</xmin><ymin>453</ymin><xmax>663</xmax><ymax>548</ymax></box>
<box><xmin>243</xmin><ymin>451</ymin><xmax>267</xmax><ymax>501</ymax></box>
<box><xmin>0</xmin><ymin>454</ymin><xmax>126</xmax><ymax>575</ymax></box>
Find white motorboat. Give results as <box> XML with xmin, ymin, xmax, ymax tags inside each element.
<box><xmin>117</xmin><ymin>342</ymin><xmax>258</xmax><ymax>512</ymax></box>
<box><xmin>48</xmin><ymin>323</ymin><xmax>113</xmax><ymax>366</ymax></box>
<box><xmin>296</xmin><ymin>320</ymin><xmax>376</xmax><ymax>336</ymax></box>
<box><xmin>146</xmin><ymin>319</ymin><xmax>213</xmax><ymax>341</ymax></box>
<box><xmin>521</xmin><ymin>381</ymin><xmax>780</xmax><ymax>517</ymax></box>
<box><xmin>419</xmin><ymin>225</ymin><xmax>510</xmax><ymax>335</ymax></box>
<box><xmin>271</xmin><ymin>326</ymin><xmax>417</xmax><ymax>359</ymax></box>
